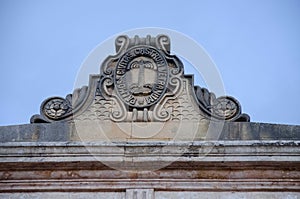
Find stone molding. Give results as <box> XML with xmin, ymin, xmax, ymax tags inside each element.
<box><xmin>0</xmin><ymin>141</ymin><xmax>299</xmax><ymax>193</ymax></box>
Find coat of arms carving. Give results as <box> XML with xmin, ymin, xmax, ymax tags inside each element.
<box><xmin>31</xmin><ymin>35</ymin><xmax>250</xmax><ymax>123</ymax></box>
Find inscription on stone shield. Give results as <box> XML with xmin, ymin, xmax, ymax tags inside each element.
<box><xmin>115</xmin><ymin>46</ymin><xmax>169</xmax><ymax>108</ymax></box>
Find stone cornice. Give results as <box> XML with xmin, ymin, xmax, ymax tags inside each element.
<box><xmin>1</xmin><ymin>121</ymin><xmax>299</xmax><ymax>142</ymax></box>
<box><xmin>0</xmin><ymin>141</ymin><xmax>299</xmax><ymax>192</ymax></box>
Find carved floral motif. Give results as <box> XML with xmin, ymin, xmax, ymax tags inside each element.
<box><xmin>211</xmin><ymin>96</ymin><xmax>239</xmax><ymax>119</ymax></box>
<box><xmin>43</xmin><ymin>98</ymin><xmax>71</xmax><ymax>119</ymax></box>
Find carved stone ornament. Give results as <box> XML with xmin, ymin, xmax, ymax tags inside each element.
<box><xmin>31</xmin><ymin>35</ymin><xmax>250</xmax><ymax>123</ymax></box>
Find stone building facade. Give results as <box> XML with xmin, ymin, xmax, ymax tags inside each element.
<box><xmin>0</xmin><ymin>35</ymin><xmax>299</xmax><ymax>198</ymax></box>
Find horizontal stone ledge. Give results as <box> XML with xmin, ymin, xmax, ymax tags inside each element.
<box><xmin>1</xmin><ymin>140</ymin><xmax>299</xmax><ymax>147</ymax></box>
<box><xmin>0</xmin><ymin>156</ymin><xmax>300</xmax><ymax>163</ymax></box>
<box><xmin>0</xmin><ymin>141</ymin><xmax>299</xmax><ymax>157</ymax></box>
<box><xmin>0</xmin><ymin>179</ymin><xmax>299</xmax><ymax>192</ymax></box>
<box><xmin>1</xmin><ymin>160</ymin><xmax>299</xmax><ymax>173</ymax></box>
<box><xmin>1</xmin><ymin>168</ymin><xmax>299</xmax><ymax>180</ymax></box>
<box><xmin>0</xmin><ymin>141</ymin><xmax>299</xmax><ymax>169</ymax></box>
<box><xmin>0</xmin><ymin>121</ymin><xmax>299</xmax><ymax>142</ymax></box>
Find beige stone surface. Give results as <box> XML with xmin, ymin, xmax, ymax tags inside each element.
<box><xmin>155</xmin><ymin>192</ymin><xmax>300</xmax><ymax>199</ymax></box>
<box><xmin>1</xmin><ymin>191</ymin><xmax>299</xmax><ymax>199</ymax></box>
<box><xmin>1</xmin><ymin>121</ymin><xmax>299</xmax><ymax>142</ymax></box>
<box><xmin>126</xmin><ymin>189</ymin><xmax>154</xmax><ymax>199</ymax></box>
<box><xmin>71</xmin><ymin>121</ymin><xmax>218</xmax><ymax>142</ymax></box>
<box><xmin>0</xmin><ymin>192</ymin><xmax>125</xmax><ymax>199</ymax></box>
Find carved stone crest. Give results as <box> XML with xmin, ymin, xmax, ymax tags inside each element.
<box><xmin>31</xmin><ymin>34</ymin><xmax>250</xmax><ymax>123</ymax></box>
<box><xmin>115</xmin><ymin>46</ymin><xmax>168</xmax><ymax>108</ymax></box>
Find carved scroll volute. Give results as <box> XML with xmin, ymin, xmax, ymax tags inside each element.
<box><xmin>30</xmin><ymin>86</ymin><xmax>89</xmax><ymax>123</ymax></box>
<box><xmin>115</xmin><ymin>35</ymin><xmax>130</xmax><ymax>54</ymax></box>
<box><xmin>30</xmin><ymin>98</ymin><xmax>69</xmax><ymax>123</ymax></box>
<box><xmin>100</xmin><ymin>35</ymin><xmax>130</xmax><ymax>78</ymax></box>
<box><xmin>194</xmin><ymin>86</ymin><xmax>250</xmax><ymax>122</ymax></box>
<box><xmin>152</xmin><ymin>55</ymin><xmax>184</xmax><ymax>122</ymax></box>
<box><xmin>156</xmin><ymin>34</ymin><xmax>171</xmax><ymax>53</ymax></box>
<box><xmin>96</xmin><ymin>35</ymin><xmax>132</xmax><ymax>122</ymax></box>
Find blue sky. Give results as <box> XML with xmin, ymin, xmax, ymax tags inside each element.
<box><xmin>0</xmin><ymin>0</ymin><xmax>299</xmax><ymax>125</ymax></box>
